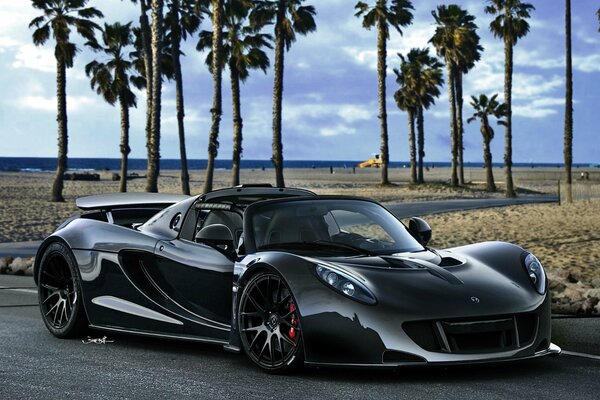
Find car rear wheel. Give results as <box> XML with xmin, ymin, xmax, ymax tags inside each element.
<box><xmin>38</xmin><ymin>242</ymin><xmax>88</xmax><ymax>338</ymax></box>
<box><xmin>238</xmin><ymin>272</ymin><xmax>304</xmax><ymax>373</ymax></box>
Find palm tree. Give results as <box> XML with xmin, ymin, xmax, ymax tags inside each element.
<box><xmin>202</xmin><ymin>0</ymin><xmax>225</xmax><ymax>194</ymax></box>
<box><xmin>430</xmin><ymin>4</ymin><xmax>480</xmax><ymax>188</ymax></box>
<box><xmin>413</xmin><ymin>51</ymin><xmax>443</xmax><ymax>184</ymax></box>
<box><xmin>145</xmin><ymin>0</ymin><xmax>166</xmax><ymax>192</ymax></box>
<box><xmin>29</xmin><ymin>0</ymin><xmax>103</xmax><ymax>202</ymax></box>
<box><xmin>485</xmin><ymin>0</ymin><xmax>535</xmax><ymax>198</ymax></box>
<box><xmin>130</xmin><ymin>1</ymin><xmax>154</xmax><ymax>181</ymax></box>
<box><xmin>165</xmin><ymin>0</ymin><xmax>202</xmax><ymax>195</ymax></box>
<box><xmin>456</xmin><ymin>46</ymin><xmax>482</xmax><ymax>185</ymax></box>
<box><xmin>564</xmin><ymin>0</ymin><xmax>573</xmax><ymax>203</ymax></box>
<box><xmin>394</xmin><ymin>49</ymin><xmax>443</xmax><ymax>185</ymax></box>
<box><xmin>251</xmin><ymin>0</ymin><xmax>317</xmax><ymax>188</ymax></box>
<box><xmin>467</xmin><ymin>94</ymin><xmax>506</xmax><ymax>192</ymax></box>
<box><xmin>393</xmin><ymin>82</ymin><xmax>418</xmax><ymax>184</ymax></box>
<box><xmin>86</xmin><ymin>22</ymin><xmax>142</xmax><ymax>193</ymax></box>
<box><xmin>198</xmin><ymin>0</ymin><xmax>272</xmax><ymax>187</ymax></box>
<box><xmin>355</xmin><ymin>0</ymin><xmax>413</xmax><ymax>186</ymax></box>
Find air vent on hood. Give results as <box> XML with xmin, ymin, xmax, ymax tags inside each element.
<box><xmin>439</xmin><ymin>257</ymin><xmax>463</xmax><ymax>267</ymax></box>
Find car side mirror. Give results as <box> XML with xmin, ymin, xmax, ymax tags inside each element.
<box><xmin>409</xmin><ymin>217</ymin><xmax>432</xmax><ymax>247</ymax></box>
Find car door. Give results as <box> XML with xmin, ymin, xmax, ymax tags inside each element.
<box><xmin>152</xmin><ymin>238</ymin><xmax>234</xmax><ymax>328</ymax></box>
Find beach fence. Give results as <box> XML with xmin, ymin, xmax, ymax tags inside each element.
<box><xmin>559</xmin><ymin>181</ymin><xmax>600</xmax><ymax>203</ymax></box>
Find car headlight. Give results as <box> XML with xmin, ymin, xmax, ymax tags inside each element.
<box><xmin>523</xmin><ymin>253</ymin><xmax>546</xmax><ymax>295</ymax></box>
<box><xmin>315</xmin><ymin>264</ymin><xmax>376</xmax><ymax>305</ymax></box>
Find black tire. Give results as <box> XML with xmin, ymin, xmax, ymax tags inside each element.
<box><xmin>238</xmin><ymin>271</ymin><xmax>304</xmax><ymax>373</ymax></box>
<box><xmin>38</xmin><ymin>242</ymin><xmax>88</xmax><ymax>338</ymax></box>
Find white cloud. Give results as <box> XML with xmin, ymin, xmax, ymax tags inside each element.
<box><xmin>320</xmin><ymin>124</ymin><xmax>357</xmax><ymax>137</ymax></box>
<box><xmin>573</xmin><ymin>54</ymin><xmax>600</xmax><ymax>73</ymax></box>
<box><xmin>16</xmin><ymin>95</ymin><xmax>97</xmax><ymax>113</ymax></box>
<box><xmin>512</xmin><ymin>105</ymin><xmax>557</xmax><ymax>118</ymax></box>
<box><xmin>514</xmin><ymin>51</ymin><xmax>563</xmax><ymax>69</ymax></box>
<box><xmin>283</xmin><ymin>102</ymin><xmax>374</xmax><ymax>124</ymax></box>
<box><xmin>337</xmin><ymin>105</ymin><xmax>372</xmax><ymax>122</ymax></box>
<box><xmin>513</xmin><ymin>74</ymin><xmax>563</xmax><ymax>97</ymax></box>
<box><xmin>343</xmin><ymin>22</ymin><xmax>437</xmax><ymax>71</ymax></box>
<box><xmin>12</xmin><ymin>44</ymin><xmax>55</xmax><ymax>73</ymax></box>
<box><xmin>0</xmin><ymin>36</ymin><xmax>21</xmax><ymax>49</ymax></box>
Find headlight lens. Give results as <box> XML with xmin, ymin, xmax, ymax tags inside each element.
<box><xmin>316</xmin><ymin>264</ymin><xmax>376</xmax><ymax>305</ymax></box>
<box><xmin>523</xmin><ymin>253</ymin><xmax>546</xmax><ymax>295</ymax></box>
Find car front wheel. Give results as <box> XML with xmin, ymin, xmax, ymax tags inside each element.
<box><xmin>238</xmin><ymin>272</ymin><xmax>304</xmax><ymax>373</ymax></box>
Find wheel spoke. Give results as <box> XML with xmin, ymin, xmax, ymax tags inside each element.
<box><xmin>241</xmin><ymin>311</ymin><xmax>261</xmax><ymax>317</ymax></box>
<box><xmin>45</xmin><ymin>301</ymin><xmax>59</xmax><ymax>317</ymax></box>
<box><xmin>248</xmin><ymin>331</ymin><xmax>264</xmax><ymax>351</ymax></box>
<box><xmin>257</xmin><ymin>336</ymin><xmax>269</xmax><ymax>360</ymax></box>
<box><xmin>59</xmin><ymin>301</ymin><xmax>66</xmax><ymax>325</ymax></box>
<box><xmin>265</xmin><ymin>276</ymin><xmax>272</xmax><ymax>307</ymax></box>
<box><xmin>278</xmin><ymin>293</ymin><xmax>292</xmax><ymax>309</ymax></box>
<box><xmin>242</xmin><ymin>325</ymin><xmax>262</xmax><ymax>333</ymax></box>
<box><xmin>42</xmin><ymin>291</ymin><xmax>59</xmax><ymax>305</ymax></box>
<box><xmin>279</xmin><ymin>319</ymin><xmax>293</xmax><ymax>328</ymax></box>
<box><xmin>247</xmin><ymin>293</ymin><xmax>265</xmax><ymax>313</ymax></box>
<box><xmin>52</xmin><ymin>302</ymin><xmax>60</xmax><ymax>325</ymax></box>
<box><xmin>275</xmin><ymin>278</ymin><xmax>281</xmax><ymax>304</ymax></box>
<box><xmin>268</xmin><ymin>335</ymin><xmax>274</xmax><ymax>365</ymax></box>
<box><xmin>41</xmin><ymin>283</ymin><xmax>59</xmax><ymax>292</ymax></box>
<box><xmin>42</xmin><ymin>270</ymin><xmax>62</xmax><ymax>283</ymax></box>
<box><xmin>280</xmin><ymin>332</ymin><xmax>296</xmax><ymax>347</ymax></box>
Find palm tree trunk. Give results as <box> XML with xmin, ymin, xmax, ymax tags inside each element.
<box><xmin>407</xmin><ymin>109</ymin><xmax>416</xmax><ymax>184</ymax></box>
<box><xmin>564</xmin><ymin>0</ymin><xmax>573</xmax><ymax>203</ymax></box>
<box><xmin>51</xmin><ymin>59</ymin><xmax>67</xmax><ymax>202</ymax></box>
<box><xmin>482</xmin><ymin>119</ymin><xmax>496</xmax><ymax>192</ymax></box>
<box><xmin>231</xmin><ymin>64</ymin><xmax>243</xmax><ymax>187</ymax></box>
<box><xmin>504</xmin><ymin>39</ymin><xmax>516</xmax><ymax>198</ymax></box>
<box><xmin>272</xmin><ymin>3</ymin><xmax>286</xmax><ymax>188</ymax></box>
<box><xmin>377</xmin><ymin>19</ymin><xmax>390</xmax><ymax>185</ymax></box>
<box><xmin>171</xmin><ymin>0</ymin><xmax>190</xmax><ymax>195</ymax></box>
<box><xmin>145</xmin><ymin>0</ymin><xmax>163</xmax><ymax>193</ymax></box>
<box><xmin>139</xmin><ymin>0</ymin><xmax>155</xmax><ymax>185</ymax></box>
<box><xmin>456</xmin><ymin>71</ymin><xmax>465</xmax><ymax>185</ymax></box>
<box><xmin>119</xmin><ymin>93</ymin><xmax>130</xmax><ymax>193</ymax></box>
<box><xmin>417</xmin><ymin>104</ymin><xmax>425</xmax><ymax>184</ymax></box>
<box><xmin>446</xmin><ymin>62</ymin><xmax>458</xmax><ymax>187</ymax></box>
<box><xmin>203</xmin><ymin>0</ymin><xmax>224</xmax><ymax>194</ymax></box>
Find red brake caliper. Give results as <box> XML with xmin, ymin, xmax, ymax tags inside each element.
<box><xmin>288</xmin><ymin>302</ymin><xmax>298</xmax><ymax>341</ymax></box>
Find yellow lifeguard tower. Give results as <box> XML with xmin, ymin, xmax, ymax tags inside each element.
<box><xmin>358</xmin><ymin>153</ymin><xmax>383</xmax><ymax>168</ymax></box>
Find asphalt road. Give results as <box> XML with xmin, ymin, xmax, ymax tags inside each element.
<box><xmin>0</xmin><ymin>195</ymin><xmax>558</xmax><ymax>258</ymax></box>
<box><xmin>1</xmin><ymin>275</ymin><xmax>599</xmax><ymax>400</ymax></box>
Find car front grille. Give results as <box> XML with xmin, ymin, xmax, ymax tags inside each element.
<box><xmin>403</xmin><ymin>313</ymin><xmax>538</xmax><ymax>354</ymax></box>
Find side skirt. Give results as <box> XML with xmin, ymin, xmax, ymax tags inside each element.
<box><xmin>88</xmin><ymin>324</ymin><xmax>229</xmax><ymax>346</ymax></box>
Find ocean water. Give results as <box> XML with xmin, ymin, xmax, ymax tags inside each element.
<box><xmin>0</xmin><ymin>157</ymin><xmax>588</xmax><ymax>172</ymax></box>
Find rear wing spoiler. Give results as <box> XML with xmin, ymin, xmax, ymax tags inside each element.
<box><xmin>76</xmin><ymin>193</ymin><xmax>190</xmax><ymax>211</ymax></box>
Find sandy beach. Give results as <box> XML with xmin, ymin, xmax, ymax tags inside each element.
<box><xmin>1</xmin><ymin>166</ymin><xmax>598</xmax><ymax>313</ymax></box>
<box><xmin>0</xmin><ymin>165</ymin><xmax>566</xmax><ymax>242</ymax></box>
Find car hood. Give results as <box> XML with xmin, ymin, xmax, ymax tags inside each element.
<box><xmin>301</xmin><ymin>247</ymin><xmax>543</xmax><ymax>318</ymax></box>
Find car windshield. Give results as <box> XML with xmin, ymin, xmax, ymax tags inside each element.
<box><xmin>248</xmin><ymin>199</ymin><xmax>424</xmax><ymax>256</ymax></box>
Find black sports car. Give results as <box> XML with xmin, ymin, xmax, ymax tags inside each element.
<box><xmin>35</xmin><ymin>185</ymin><xmax>560</xmax><ymax>372</ymax></box>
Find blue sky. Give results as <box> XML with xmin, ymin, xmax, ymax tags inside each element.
<box><xmin>0</xmin><ymin>0</ymin><xmax>598</xmax><ymax>163</ymax></box>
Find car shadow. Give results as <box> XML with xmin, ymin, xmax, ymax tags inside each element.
<box><xmin>93</xmin><ymin>330</ymin><xmax>564</xmax><ymax>383</ymax></box>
